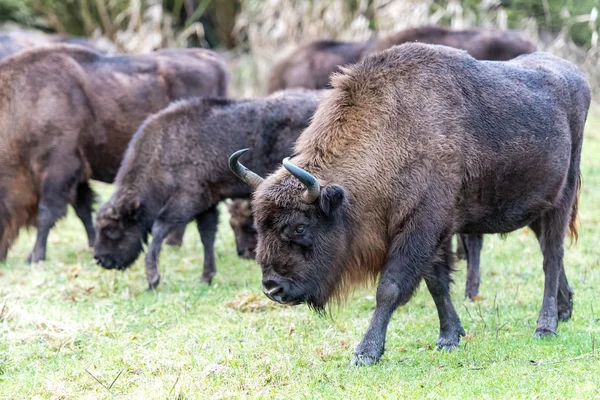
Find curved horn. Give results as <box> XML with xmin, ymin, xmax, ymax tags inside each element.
<box><xmin>229</xmin><ymin>149</ymin><xmax>264</xmax><ymax>190</ymax></box>
<box><xmin>282</xmin><ymin>157</ymin><xmax>321</xmax><ymax>204</ymax></box>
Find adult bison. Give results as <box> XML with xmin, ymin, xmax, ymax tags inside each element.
<box><xmin>231</xmin><ymin>44</ymin><xmax>590</xmax><ymax>365</ymax></box>
<box><xmin>268</xmin><ymin>26</ymin><xmax>535</xmax><ymax>93</ymax></box>
<box><xmin>0</xmin><ymin>44</ymin><xmax>228</xmax><ymax>263</ymax></box>
<box><xmin>93</xmin><ymin>90</ymin><xmax>321</xmax><ymax>289</ymax></box>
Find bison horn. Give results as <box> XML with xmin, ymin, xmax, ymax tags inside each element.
<box><xmin>282</xmin><ymin>158</ymin><xmax>321</xmax><ymax>204</ymax></box>
<box><xmin>229</xmin><ymin>149</ymin><xmax>264</xmax><ymax>190</ymax></box>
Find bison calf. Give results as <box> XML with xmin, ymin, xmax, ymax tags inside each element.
<box><xmin>0</xmin><ymin>45</ymin><xmax>228</xmax><ymax>263</ymax></box>
<box><xmin>232</xmin><ymin>44</ymin><xmax>589</xmax><ymax>365</ymax></box>
<box><xmin>94</xmin><ymin>90</ymin><xmax>321</xmax><ymax>289</ymax></box>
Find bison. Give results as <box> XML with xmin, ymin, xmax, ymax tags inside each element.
<box><xmin>268</xmin><ymin>26</ymin><xmax>536</xmax><ymax>301</ymax></box>
<box><xmin>0</xmin><ymin>44</ymin><xmax>228</xmax><ymax>263</ymax></box>
<box><xmin>231</xmin><ymin>44</ymin><xmax>590</xmax><ymax>365</ymax></box>
<box><xmin>268</xmin><ymin>26</ymin><xmax>535</xmax><ymax>93</ymax></box>
<box><xmin>93</xmin><ymin>90</ymin><xmax>321</xmax><ymax>289</ymax></box>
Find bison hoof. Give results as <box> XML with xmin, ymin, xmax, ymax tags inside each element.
<box><xmin>436</xmin><ymin>326</ymin><xmax>465</xmax><ymax>351</ymax></box>
<box><xmin>26</xmin><ymin>254</ymin><xmax>45</xmax><ymax>264</ymax></box>
<box><xmin>147</xmin><ymin>276</ymin><xmax>161</xmax><ymax>291</ymax></box>
<box><xmin>535</xmin><ymin>327</ymin><xmax>557</xmax><ymax>338</ymax></box>
<box><xmin>349</xmin><ymin>354</ymin><xmax>380</xmax><ymax>367</ymax></box>
<box><xmin>200</xmin><ymin>275</ymin><xmax>214</xmax><ymax>285</ymax></box>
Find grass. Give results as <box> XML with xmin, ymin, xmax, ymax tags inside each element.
<box><xmin>1</xmin><ymin>110</ymin><xmax>600</xmax><ymax>399</ymax></box>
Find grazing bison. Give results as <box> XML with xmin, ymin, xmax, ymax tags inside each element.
<box><xmin>227</xmin><ymin>199</ymin><xmax>257</xmax><ymax>259</ymax></box>
<box><xmin>268</xmin><ymin>26</ymin><xmax>536</xmax><ymax>300</ymax></box>
<box><xmin>268</xmin><ymin>26</ymin><xmax>535</xmax><ymax>93</ymax></box>
<box><xmin>231</xmin><ymin>44</ymin><xmax>589</xmax><ymax>365</ymax></box>
<box><xmin>94</xmin><ymin>90</ymin><xmax>321</xmax><ymax>289</ymax></box>
<box><xmin>0</xmin><ymin>44</ymin><xmax>228</xmax><ymax>263</ymax></box>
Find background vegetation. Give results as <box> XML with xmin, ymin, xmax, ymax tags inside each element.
<box><xmin>0</xmin><ymin>0</ymin><xmax>598</xmax><ymax>95</ymax></box>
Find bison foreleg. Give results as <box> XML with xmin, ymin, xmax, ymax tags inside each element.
<box><xmin>145</xmin><ymin>220</ymin><xmax>172</xmax><ymax>290</ymax></box>
<box><xmin>196</xmin><ymin>205</ymin><xmax>219</xmax><ymax>285</ymax></box>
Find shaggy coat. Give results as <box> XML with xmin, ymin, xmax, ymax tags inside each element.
<box><xmin>94</xmin><ymin>90</ymin><xmax>321</xmax><ymax>288</ymax></box>
<box><xmin>247</xmin><ymin>44</ymin><xmax>590</xmax><ymax>365</ymax></box>
<box><xmin>0</xmin><ymin>44</ymin><xmax>228</xmax><ymax>263</ymax></box>
<box><xmin>267</xmin><ymin>26</ymin><xmax>535</xmax><ymax>93</ymax></box>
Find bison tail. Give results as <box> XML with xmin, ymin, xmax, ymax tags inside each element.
<box><xmin>568</xmin><ymin>173</ymin><xmax>582</xmax><ymax>245</ymax></box>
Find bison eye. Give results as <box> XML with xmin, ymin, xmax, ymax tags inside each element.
<box><xmin>294</xmin><ymin>224</ymin><xmax>306</xmax><ymax>235</ymax></box>
<box><xmin>105</xmin><ymin>227</ymin><xmax>121</xmax><ymax>240</ymax></box>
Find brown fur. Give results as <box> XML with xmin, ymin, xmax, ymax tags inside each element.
<box><xmin>0</xmin><ymin>44</ymin><xmax>229</xmax><ymax>262</ymax></box>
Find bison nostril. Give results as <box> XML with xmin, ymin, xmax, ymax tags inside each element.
<box><xmin>262</xmin><ymin>279</ymin><xmax>283</xmax><ymax>296</ymax></box>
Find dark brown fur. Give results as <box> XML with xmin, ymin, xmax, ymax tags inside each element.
<box><xmin>248</xmin><ymin>44</ymin><xmax>590</xmax><ymax>365</ymax></box>
<box><xmin>268</xmin><ymin>26</ymin><xmax>535</xmax><ymax>93</ymax></box>
<box><xmin>94</xmin><ymin>90</ymin><xmax>321</xmax><ymax>288</ymax></box>
<box><xmin>0</xmin><ymin>44</ymin><xmax>228</xmax><ymax>263</ymax></box>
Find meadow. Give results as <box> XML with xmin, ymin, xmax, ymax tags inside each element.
<box><xmin>0</xmin><ymin>109</ymin><xmax>599</xmax><ymax>399</ymax></box>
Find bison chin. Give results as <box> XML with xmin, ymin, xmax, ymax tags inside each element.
<box><xmin>262</xmin><ymin>273</ymin><xmax>332</xmax><ymax>313</ymax></box>
<box><xmin>94</xmin><ymin>236</ymin><xmax>144</xmax><ymax>271</ymax></box>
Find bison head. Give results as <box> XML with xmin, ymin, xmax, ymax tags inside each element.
<box><xmin>227</xmin><ymin>199</ymin><xmax>257</xmax><ymax>259</ymax></box>
<box><xmin>230</xmin><ymin>149</ymin><xmax>351</xmax><ymax>311</ymax></box>
<box><xmin>94</xmin><ymin>196</ymin><xmax>146</xmax><ymax>270</ymax></box>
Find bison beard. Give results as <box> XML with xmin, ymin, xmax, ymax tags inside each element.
<box><xmin>232</xmin><ymin>43</ymin><xmax>590</xmax><ymax>366</ymax></box>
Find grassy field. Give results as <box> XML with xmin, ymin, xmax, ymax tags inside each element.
<box><xmin>1</xmin><ymin>110</ymin><xmax>599</xmax><ymax>399</ymax></box>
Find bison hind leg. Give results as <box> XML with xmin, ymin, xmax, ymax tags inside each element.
<box><xmin>196</xmin><ymin>205</ymin><xmax>219</xmax><ymax>285</ymax></box>
<box><xmin>72</xmin><ymin>182</ymin><xmax>97</xmax><ymax>247</ymax></box>
<box><xmin>425</xmin><ymin>240</ymin><xmax>465</xmax><ymax>350</ymax></box>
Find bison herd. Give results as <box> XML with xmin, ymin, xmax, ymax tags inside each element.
<box><xmin>0</xmin><ymin>26</ymin><xmax>591</xmax><ymax>366</ymax></box>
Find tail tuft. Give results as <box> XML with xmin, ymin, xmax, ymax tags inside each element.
<box><xmin>568</xmin><ymin>173</ymin><xmax>582</xmax><ymax>245</ymax></box>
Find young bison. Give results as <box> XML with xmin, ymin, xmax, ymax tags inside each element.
<box><xmin>231</xmin><ymin>44</ymin><xmax>589</xmax><ymax>365</ymax></box>
<box><xmin>268</xmin><ymin>26</ymin><xmax>535</xmax><ymax>93</ymax></box>
<box><xmin>0</xmin><ymin>44</ymin><xmax>228</xmax><ymax>263</ymax></box>
<box><xmin>93</xmin><ymin>90</ymin><xmax>321</xmax><ymax>289</ymax></box>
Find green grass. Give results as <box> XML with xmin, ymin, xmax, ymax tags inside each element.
<box><xmin>1</xmin><ymin>111</ymin><xmax>600</xmax><ymax>400</ymax></box>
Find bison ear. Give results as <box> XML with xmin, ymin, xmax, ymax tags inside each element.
<box><xmin>126</xmin><ymin>199</ymin><xmax>142</xmax><ymax>221</ymax></box>
<box><xmin>319</xmin><ymin>185</ymin><xmax>346</xmax><ymax>217</ymax></box>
